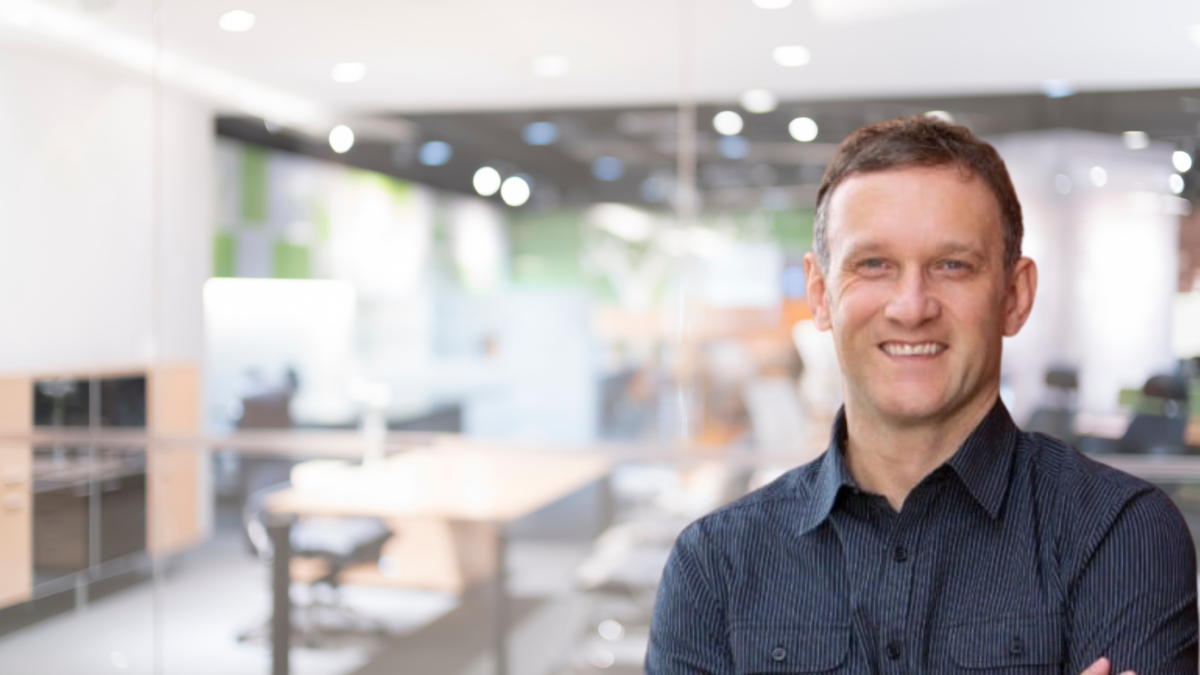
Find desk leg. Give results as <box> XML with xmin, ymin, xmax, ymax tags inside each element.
<box><xmin>268</xmin><ymin>516</ymin><xmax>294</xmax><ymax>675</ymax></box>
<box><xmin>491</xmin><ymin>525</ymin><xmax>509</xmax><ymax>675</ymax></box>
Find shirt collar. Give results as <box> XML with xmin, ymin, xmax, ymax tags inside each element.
<box><xmin>799</xmin><ymin>399</ymin><xmax>1019</xmax><ymax>532</ymax></box>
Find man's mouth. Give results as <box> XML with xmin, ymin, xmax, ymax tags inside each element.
<box><xmin>880</xmin><ymin>341</ymin><xmax>947</xmax><ymax>357</ymax></box>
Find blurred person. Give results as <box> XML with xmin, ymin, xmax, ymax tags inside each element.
<box><xmin>647</xmin><ymin>117</ymin><xmax>1197</xmax><ymax>674</ymax></box>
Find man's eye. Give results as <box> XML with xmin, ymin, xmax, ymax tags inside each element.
<box><xmin>940</xmin><ymin>259</ymin><xmax>971</xmax><ymax>272</ymax></box>
<box><xmin>858</xmin><ymin>258</ymin><xmax>887</xmax><ymax>270</ymax></box>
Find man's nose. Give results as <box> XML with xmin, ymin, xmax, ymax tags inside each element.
<box><xmin>883</xmin><ymin>269</ymin><xmax>940</xmax><ymax>327</ymax></box>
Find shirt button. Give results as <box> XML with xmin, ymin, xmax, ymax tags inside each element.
<box><xmin>771</xmin><ymin>646</ymin><xmax>787</xmax><ymax>662</ymax></box>
<box><xmin>886</xmin><ymin>640</ymin><xmax>903</xmax><ymax>660</ymax></box>
<box><xmin>893</xmin><ymin>545</ymin><xmax>908</xmax><ymax>562</ymax></box>
<box><xmin>1010</xmin><ymin>636</ymin><xmax>1024</xmax><ymax>656</ymax></box>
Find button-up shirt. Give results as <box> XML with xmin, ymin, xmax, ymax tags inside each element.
<box><xmin>646</xmin><ymin>401</ymin><xmax>1198</xmax><ymax>673</ymax></box>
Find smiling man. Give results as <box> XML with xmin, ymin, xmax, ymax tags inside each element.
<box><xmin>646</xmin><ymin>117</ymin><xmax>1198</xmax><ymax>674</ymax></box>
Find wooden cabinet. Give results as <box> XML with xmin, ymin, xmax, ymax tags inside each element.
<box><xmin>0</xmin><ymin>444</ymin><xmax>32</xmax><ymax>609</ymax></box>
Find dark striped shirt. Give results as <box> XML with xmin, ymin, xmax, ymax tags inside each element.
<box><xmin>647</xmin><ymin>401</ymin><xmax>1198</xmax><ymax>673</ymax></box>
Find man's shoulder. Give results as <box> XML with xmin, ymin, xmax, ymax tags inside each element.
<box><xmin>1020</xmin><ymin>430</ymin><xmax>1157</xmax><ymax>504</ymax></box>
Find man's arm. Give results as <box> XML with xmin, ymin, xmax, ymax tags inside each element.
<box><xmin>646</xmin><ymin>529</ymin><xmax>734</xmax><ymax>675</ymax></box>
<box><xmin>1065</xmin><ymin>488</ymin><xmax>1199</xmax><ymax>673</ymax></box>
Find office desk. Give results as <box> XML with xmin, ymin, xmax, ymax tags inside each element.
<box><xmin>264</xmin><ymin>447</ymin><xmax>611</xmax><ymax>675</ymax></box>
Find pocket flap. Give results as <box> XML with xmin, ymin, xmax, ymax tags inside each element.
<box><xmin>730</xmin><ymin>624</ymin><xmax>850</xmax><ymax>673</ymax></box>
<box><xmin>949</xmin><ymin>614</ymin><xmax>1063</xmax><ymax>668</ymax></box>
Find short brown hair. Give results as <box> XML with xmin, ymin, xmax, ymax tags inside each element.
<box><xmin>813</xmin><ymin>116</ymin><xmax>1023</xmax><ymax>271</ymax></box>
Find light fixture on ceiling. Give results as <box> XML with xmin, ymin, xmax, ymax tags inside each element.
<box><xmin>501</xmin><ymin>176</ymin><xmax>531</xmax><ymax>207</ymax></box>
<box><xmin>523</xmin><ymin>122</ymin><xmax>559</xmax><ymax>146</ymax></box>
<box><xmin>1089</xmin><ymin>166</ymin><xmax>1107</xmax><ymax>187</ymax></box>
<box><xmin>1170</xmin><ymin>173</ymin><xmax>1185</xmax><ymax>195</ymax></box>
<box><xmin>419</xmin><ymin>141</ymin><xmax>453</xmax><ymax>166</ymax></box>
<box><xmin>473</xmin><ymin>167</ymin><xmax>502</xmax><ymax>196</ymax></box>
<box><xmin>718</xmin><ymin>136</ymin><xmax>749</xmax><ymax>159</ymax></box>
<box><xmin>752</xmin><ymin>0</ymin><xmax>793</xmax><ymax>8</ymax></box>
<box><xmin>331</xmin><ymin>62</ymin><xmax>367</xmax><ymax>84</ymax></box>
<box><xmin>329</xmin><ymin>125</ymin><xmax>354</xmax><ymax>153</ymax></box>
<box><xmin>1054</xmin><ymin>174</ymin><xmax>1071</xmax><ymax>195</ymax></box>
<box><xmin>593</xmin><ymin>157</ymin><xmax>625</xmax><ymax>181</ymax></box>
<box><xmin>713</xmin><ymin>111</ymin><xmax>744</xmax><ymax>136</ymax></box>
<box><xmin>1173</xmin><ymin>150</ymin><xmax>1193</xmax><ymax>173</ymax></box>
<box><xmin>789</xmin><ymin>117</ymin><xmax>818</xmax><ymax>142</ymax></box>
<box><xmin>772</xmin><ymin>45</ymin><xmax>811</xmax><ymax>67</ymax></box>
<box><xmin>1122</xmin><ymin>131</ymin><xmax>1150</xmax><ymax>150</ymax></box>
<box><xmin>219</xmin><ymin>10</ymin><xmax>256</xmax><ymax>32</ymax></box>
<box><xmin>740</xmin><ymin>89</ymin><xmax>778</xmax><ymax>114</ymax></box>
<box><xmin>810</xmin><ymin>0</ymin><xmax>997</xmax><ymax>24</ymax></box>
<box><xmin>1042</xmin><ymin>80</ymin><xmax>1075</xmax><ymax>99</ymax></box>
<box><xmin>924</xmin><ymin>110</ymin><xmax>954</xmax><ymax>123</ymax></box>
<box><xmin>532</xmin><ymin>55</ymin><xmax>571</xmax><ymax>79</ymax></box>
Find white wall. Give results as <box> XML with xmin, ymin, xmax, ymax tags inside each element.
<box><xmin>0</xmin><ymin>44</ymin><xmax>212</xmax><ymax>373</ymax></box>
<box><xmin>994</xmin><ymin>129</ymin><xmax>1181</xmax><ymax>422</ymax></box>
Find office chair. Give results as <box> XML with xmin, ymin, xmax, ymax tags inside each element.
<box><xmin>1118</xmin><ymin>374</ymin><xmax>1191</xmax><ymax>455</ymax></box>
<box><xmin>1025</xmin><ymin>367</ymin><xmax>1079</xmax><ymax>447</ymax></box>
<box><xmin>239</xmin><ymin>481</ymin><xmax>393</xmax><ymax>647</ymax></box>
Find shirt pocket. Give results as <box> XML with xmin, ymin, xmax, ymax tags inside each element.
<box><xmin>730</xmin><ymin>624</ymin><xmax>850</xmax><ymax>674</ymax></box>
<box><xmin>948</xmin><ymin>613</ymin><xmax>1063</xmax><ymax>672</ymax></box>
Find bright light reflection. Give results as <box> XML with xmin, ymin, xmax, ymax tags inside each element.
<box><xmin>1170</xmin><ymin>173</ymin><xmax>1185</xmax><ymax>194</ymax></box>
<box><xmin>1042</xmin><ymin>79</ymin><xmax>1075</xmax><ymax>98</ymax></box>
<box><xmin>473</xmin><ymin>167</ymin><xmax>502</xmax><ymax>196</ymax></box>
<box><xmin>329</xmin><ymin>125</ymin><xmax>354</xmax><ymax>153</ymax></box>
<box><xmin>1054</xmin><ymin>174</ymin><xmax>1071</xmax><ymax>195</ymax></box>
<box><xmin>789</xmin><ymin>117</ymin><xmax>818</xmax><ymax>142</ymax></box>
<box><xmin>772</xmin><ymin>45</ymin><xmax>811</xmax><ymax>67</ymax></box>
<box><xmin>924</xmin><ymin>110</ymin><xmax>954</xmax><ymax>123</ymax></box>
<box><xmin>752</xmin><ymin>0</ymin><xmax>793</xmax><ymax>8</ymax></box>
<box><xmin>219</xmin><ymin>10</ymin><xmax>255</xmax><ymax>32</ymax></box>
<box><xmin>331</xmin><ymin>62</ymin><xmax>367</xmax><ymax>83</ymax></box>
<box><xmin>1122</xmin><ymin>131</ymin><xmax>1149</xmax><ymax>150</ymax></box>
<box><xmin>1173</xmin><ymin>150</ymin><xmax>1193</xmax><ymax>173</ymax></box>
<box><xmin>713</xmin><ymin>111</ymin><xmax>744</xmax><ymax>136</ymax></box>
<box><xmin>501</xmin><ymin>176</ymin><xmax>531</xmax><ymax>206</ymax></box>
<box><xmin>1089</xmin><ymin>166</ymin><xmax>1107</xmax><ymax>187</ymax></box>
<box><xmin>740</xmin><ymin>89</ymin><xmax>778</xmax><ymax>114</ymax></box>
<box><xmin>598</xmin><ymin>619</ymin><xmax>625</xmax><ymax>641</ymax></box>
<box><xmin>532</xmin><ymin>55</ymin><xmax>570</xmax><ymax>78</ymax></box>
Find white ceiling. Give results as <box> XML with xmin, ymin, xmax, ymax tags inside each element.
<box><xmin>12</xmin><ymin>0</ymin><xmax>1200</xmax><ymax>116</ymax></box>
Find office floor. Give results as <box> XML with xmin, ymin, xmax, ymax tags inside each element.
<box><xmin>0</xmin><ymin>518</ymin><xmax>596</xmax><ymax>675</ymax></box>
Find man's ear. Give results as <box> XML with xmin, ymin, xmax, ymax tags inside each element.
<box><xmin>804</xmin><ymin>252</ymin><xmax>833</xmax><ymax>331</ymax></box>
<box><xmin>1002</xmin><ymin>256</ymin><xmax>1037</xmax><ymax>337</ymax></box>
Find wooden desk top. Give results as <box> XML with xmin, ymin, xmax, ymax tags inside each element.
<box><xmin>265</xmin><ymin>447</ymin><xmax>611</xmax><ymax>523</ymax></box>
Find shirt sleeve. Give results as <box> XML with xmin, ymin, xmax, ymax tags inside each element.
<box><xmin>646</xmin><ymin>527</ymin><xmax>736</xmax><ymax>675</ymax></box>
<box><xmin>1065</xmin><ymin>487</ymin><xmax>1199</xmax><ymax>674</ymax></box>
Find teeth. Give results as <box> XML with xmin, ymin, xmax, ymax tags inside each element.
<box><xmin>883</xmin><ymin>342</ymin><xmax>944</xmax><ymax>356</ymax></box>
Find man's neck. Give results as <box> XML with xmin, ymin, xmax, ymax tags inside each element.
<box><xmin>842</xmin><ymin>392</ymin><xmax>998</xmax><ymax>512</ymax></box>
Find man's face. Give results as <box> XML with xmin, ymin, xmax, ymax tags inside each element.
<box><xmin>804</xmin><ymin>165</ymin><xmax>1037</xmax><ymax>428</ymax></box>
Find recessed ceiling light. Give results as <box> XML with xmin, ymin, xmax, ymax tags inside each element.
<box><xmin>329</xmin><ymin>125</ymin><xmax>354</xmax><ymax>153</ymax></box>
<box><xmin>1054</xmin><ymin>174</ymin><xmax>1071</xmax><ymax>195</ymax></box>
<box><xmin>532</xmin><ymin>55</ymin><xmax>570</xmax><ymax>79</ymax></box>
<box><xmin>219</xmin><ymin>10</ymin><xmax>256</xmax><ymax>32</ymax></box>
<box><xmin>713</xmin><ymin>111</ymin><xmax>744</xmax><ymax>136</ymax></box>
<box><xmin>752</xmin><ymin>0</ymin><xmax>792</xmax><ymax>8</ymax></box>
<box><xmin>740</xmin><ymin>89</ymin><xmax>778</xmax><ymax>114</ymax></box>
<box><xmin>1090</xmin><ymin>166</ymin><xmax>1107</xmax><ymax>187</ymax></box>
<box><xmin>501</xmin><ymin>176</ymin><xmax>531</xmax><ymax>206</ymax></box>
<box><xmin>474</xmin><ymin>167</ymin><xmax>502</xmax><ymax>196</ymax></box>
<box><xmin>1173</xmin><ymin>150</ymin><xmax>1193</xmax><ymax>173</ymax></box>
<box><xmin>772</xmin><ymin>45</ymin><xmax>811</xmax><ymax>67</ymax></box>
<box><xmin>789</xmin><ymin>117</ymin><xmax>818</xmax><ymax>142</ymax></box>
<box><xmin>419</xmin><ymin>141</ymin><xmax>453</xmax><ymax>166</ymax></box>
<box><xmin>331</xmin><ymin>62</ymin><xmax>366</xmax><ymax>84</ymax></box>
<box><xmin>1122</xmin><ymin>131</ymin><xmax>1149</xmax><ymax>150</ymax></box>
<box><xmin>1170</xmin><ymin>173</ymin><xmax>1185</xmax><ymax>194</ymax></box>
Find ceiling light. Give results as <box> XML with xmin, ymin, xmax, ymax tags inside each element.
<box><xmin>1042</xmin><ymin>79</ymin><xmax>1075</xmax><ymax>99</ymax></box>
<box><xmin>1170</xmin><ymin>173</ymin><xmax>1185</xmax><ymax>195</ymax></box>
<box><xmin>329</xmin><ymin>125</ymin><xmax>354</xmax><ymax>153</ymax></box>
<box><xmin>523</xmin><ymin>122</ymin><xmax>559</xmax><ymax>146</ymax></box>
<box><xmin>718</xmin><ymin>136</ymin><xmax>749</xmax><ymax>159</ymax></box>
<box><xmin>811</xmin><ymin>0</ymin><xmax>996</xmax><ymax>24</ymax></box>
<box><xmin>419</xmin><ymin>141</ymin><xmax>453</xmax><ymax>166</ymax></box>
<box><xmin>1174</xmin><ymin>150</ymin><xmax>1193</xmax><ymax>173</ymax></box>
<box><xmin>740</xmin><ymin>89</ymin><xmax>778</xmax><ymax>114</ymax></box>
<box><xmin>592</xmin><ymin>157</ymin><xmax>625</xmax><ymax>182</ymax></box>
<box><xmin>473</xmin><ymin>167</ymin><xmax>502</xmax><ymax>196</ymax></box>
<box><xmin>532</xmin><ymin>55</ymin><xmax>570</xmax><ymax>79</ymax></box>
<box><xmin>1122</xmin><ymin>131</ymin><xmax>1149</xmax><ymax>150</ymax></box>
<box><xmin>1090</xmin><ymin>166</ymin><xmax>1107</xmax><ymax>187</ymax></box>
<box><xmin>789</xmin><ymin>117</ymin><xmax>818</xmax><ymax>142</ymax></box>
<box><xmin>772</xmin><ymin>45</ymin><xmax>811</xmax><ymax>67</ymax></box>
<box><xmin>1054</xmin><ymin>174</ymin><xmax>1071</xmax><ymax>195</ymax></box>
<box><xmin>752</xmin><ymin>0</ymin><xmax>792</xmax><ymax>8</ymax></box>
<box><xmin>924</xmin><ymin>110</ymin><xmax>954</xmax><ymax>123</ymax></box>
<box><xmin>331</xmin><ymin>62</ymin><xmax>367</xmax><ymax>84</ymax></box>
<box><xmin>713</xmin><ymin>111</ymin><xmax>744</xmax><ymax>136</ymax></box>
<box><xmin>501</xmin><ymin>176</ymin><xmax>531</xmax><ymax>207</ymax></box>
<box><xmin>219</xmin><ymin>10</ymin><xmax>256</xmax><ymax>32</ymax></box>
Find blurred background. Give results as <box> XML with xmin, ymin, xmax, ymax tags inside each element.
<box><xmin>2</xmin><ymin>0</ymin><xmax>1200</xmax><ymax>673</ymax></box>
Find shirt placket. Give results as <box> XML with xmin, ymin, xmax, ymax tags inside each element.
<box><xmin>877</xmin><ymin>493</ymin><xmax>927</xmax><ymax>674</ymax></box>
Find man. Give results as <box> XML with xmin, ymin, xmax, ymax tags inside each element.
<box><xmin>646</xmin><ymin>116</ymin><xmax>1198</xmax><ymax>674</ymax></box>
